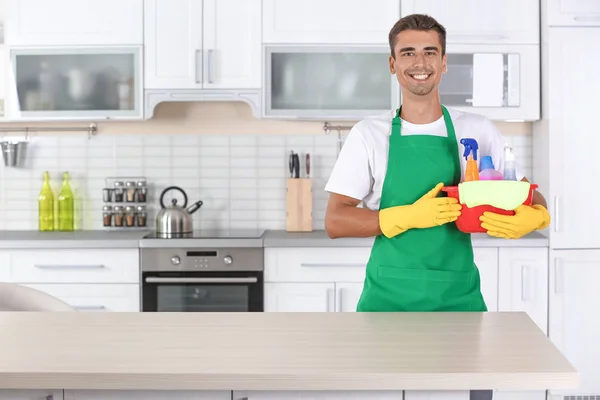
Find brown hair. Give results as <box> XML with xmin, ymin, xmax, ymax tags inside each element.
<box><xmin>388</xmin><ymin>14</ymin><xmax>446</xmax><ymax>58</ymax></box>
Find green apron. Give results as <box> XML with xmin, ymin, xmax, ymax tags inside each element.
<box><xmin>356</xmin><ymin>105</ymin><xmax>487</xmax><ymax>312</ymax></box>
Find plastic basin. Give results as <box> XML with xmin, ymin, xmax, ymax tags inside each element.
<box><xmin>441</xmin><ymin>183</ymin><xmax>538</xmax><ymax>233</ymax></box>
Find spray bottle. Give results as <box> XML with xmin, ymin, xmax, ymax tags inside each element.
<box><xmin>460</xmin><ymin>138</ymin><xmax>480</xmax><ymax>182</ymax></box>
<box><xmin>503</xmin><ymin>144</ymin><xmax>517</xmax><ymax>181</ymax></box>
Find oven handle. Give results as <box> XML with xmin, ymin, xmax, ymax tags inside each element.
<box><xmin>145</xmin><ymin>277</ymin><xmax>258</xmax><ymax>284</ymax></box>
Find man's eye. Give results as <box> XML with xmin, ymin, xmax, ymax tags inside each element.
<box><xmin>402</xmin><ymin>52</ymin><xmax>414</xmax><ymax>56</ymax></box>
<box><xmin>425</xmin><ymin>51</ymin><xmax>436</xmax><ymax>56</ymax></box>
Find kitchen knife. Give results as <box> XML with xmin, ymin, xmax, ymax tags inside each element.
<box><xmin>289</xmin><ymin>151</ymin><xmax>294</xmax><ymax>178</ymax></box>
<box><xmin>306</xmin><ymin>153</ymin><xmax>310</xmax><ymax>178</ymax></box>
<box><xmin>293</xmin><ymin>153</ymin><xmax>300</xmax><ymax>178</ymax></box>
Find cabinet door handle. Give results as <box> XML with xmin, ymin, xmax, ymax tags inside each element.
<box><xmin>521</xmin><ymin>265</ymin><xmax>531</xmax><ymax>301</ymax></box>
<box><xmin>553</xmin><ymin>196</ymin><xmax>560</xmax><ymax>232</ymax></box>
<box><xmin>325</xmin><ymin>288</ymin><xmax>333</xmax><ymax>312</ymax></box>
<box><xmin>207</xmin><ymin>49</ymin><xmax>215</xmax><ymax>83</ymax></box>
<box><xmin>554</xmin><ymin>258</ymin><xmax>564</xmax><ymax>294</ymax></box>
<box><xmin>73</xmin><ymin>305</ymin><xmax>106</xmax><ymax>311</ymax></box>
<box><xmin>336</xmin><ymin>288</ymin><xmax>344</xmax><ymax>312</ymax></box>
<box><xmin>194</xmin><ymin>49</ymin><xmax>202</xmax><ymax>83</ymax></box>
<box><xmin>34</xmin><ymin>264</ymin><xmax>104</xmax><ymax>270</ymax></box>
<box><xmin>574</xmin><ymin>16</ymin><xmax>600</xmax><ymax>22</ymax></box>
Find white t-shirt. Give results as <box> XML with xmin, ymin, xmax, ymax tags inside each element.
<box><xmin>324</xmin><ymin>107</ymin><xmax>524</xmax><ymax>211</ymax></box>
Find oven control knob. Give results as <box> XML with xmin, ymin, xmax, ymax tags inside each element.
<box><xmin>171</xmin><ymin>256</ymin><xmax>181</xmax><ymax>265</ymax></box>
<box><xmin>223</xmin><ymin>256</ymin><xmax>233</xmax><ymax>265</ymax></box>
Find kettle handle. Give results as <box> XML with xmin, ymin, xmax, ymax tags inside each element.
<box><xmin>159</xmin><ymin>186</ymin><xmax>188</xmax><ymax>209</ymax></box>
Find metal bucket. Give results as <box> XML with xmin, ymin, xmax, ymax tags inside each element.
<box><xmin>1</xmin><ymin>141</ymin><xmax>27</xmax><ymax>167</ymax></box>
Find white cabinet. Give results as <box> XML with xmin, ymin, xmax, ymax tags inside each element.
<box><xmin>144</xmin><ymin>0</ymin><xmax>261</xmax><ymax>89</ymax></box>
<box><xmin>548</xmin><ymin>0</ymin><xmax>600</xmax><ymax>26</ymax></box>
<box><xmin>264</xmin><ymin>282</ymin><xmax>363</xmax><ymax>312</ymax></box>
<box><xmin>265</xmin><ymin>282</ymin><xmax>334</xmax><ymax>312</ymax></box>
<box><xmin>475</xmin><ymin>248</ymin><xmax>499</xmax><ymax>312</ymax></box>
<box><xmin>547</xmin><ymin>28</ymin><xmax>600</xmax><ymax>249</ymax></box>
<box><xmin>436</xmin><ymin>44</ymin><xmax>540</xmax><ymax>121</ymax></box>
<box><xmin>0</xmin><ymin>390</ymin><xmax>63</xmax><ymax>400</ymax></box>
<box><xmin>401</xmin><ymin>0</ymin><xmax>539</xmax><ymax>44</ymax></box>
<box><xmin>8</xmin><ymin>46</ymin><xmax>143</xmax><ymax>121</ymax></box>
<box><xmin>1</xmin><ymin>248</ymin><xmax>140</xmax><ymax>312</ymax></box>
<box><xmin>499</xmin><ymin>248</ymin><xmax>548</xmax><ymax>334</ymax></box>
<box><xmin>5</xmin><ymin>0</ymin><xmax>143</xmax><ymax>45</ymax></box>
<box><xmin>64</xmin><ymin>390</ymin><xmax>230</xmax><ymax>400</ymax></box>
<box><xmin>262</xmin><ymin>0</ymin><xmax>400</xmax><ymax>44</ymax></box>
<box><xmin>548</xmin><ymin>250</ymin><xmax>600</xmax><ymax>397</ymax></box>
<box><xmin>23</xmin><ymin>284</ymin><xmax>140</xmax><ymax>312</ymax></box>
<box><xmin>233</xmin><ymin>391</ymin><xmax>404</xmax><ymax>400</ymax></box>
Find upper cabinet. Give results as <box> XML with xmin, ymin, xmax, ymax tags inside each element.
<box><xmin>144</xmin><ymin>0</ymin><xmax>261</xmax><ymax>90</ymax></box>
<box><xmin>401</xmin><ymin>0</ymin><xmax>540</xmax><ymax>45</ymax></box>
<box><xmin>5</xmin><ymin>0</ymin><xmax>143</xmax><ymax>46</ymax></box>
<box><xmin>263</xmin><ymin>0</ymin><xmax>400</xmax><ymax>44</ymax></box>
<box><xmin>143</xmin><ymin>0</ymin><xmax>262</xmax><ymax>118</ymax></box>
<box><xmin>548</xmin><ymin>0</ymin><xmax>600</xmax><ymax>26</ymax></box>
<box><xmin>263</xmin><ymin>46</ymin><xmax>399</xmax><ymax>120</ymax></box>
<box><xmin>435</xmin><ymin>44</ymin><xmax>540</xmax><ymax>121</ymax></box>
<box><xmin>7</xmin><ymin>46</ymin><xmax>142</xmax><ymax>120</ymax></box>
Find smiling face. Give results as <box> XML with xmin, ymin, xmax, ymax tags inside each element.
<box><xmin>389</xmin><ymin>29</ymin><xmax>447</xmax><ymax>98</ymax></box>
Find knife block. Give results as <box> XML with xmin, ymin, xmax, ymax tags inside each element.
<box><xmin>286</xmin><ymin>178</ymin><xmax>312</xmax><ymax>232</ymax></box>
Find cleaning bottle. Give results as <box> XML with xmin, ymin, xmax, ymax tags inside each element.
<box><xmin>460</xmin><ymin>138</ymin><xmax>480</xmax><ymax>182</ymax></box>
<box><xmin>503</xmin><ymin>144</ymin><xmax>517</xmax><ymax>181</ymax></box>
<box><xmin>38</xmin><ymin>171</ymin><xmax>54</xmax><ymax>231</ymax></box>
<box><xmin>479</xmin><ymin>156</ymin><xmax>503</xmax><ymax>180</ymax></box>
<box><xmin>57</xmin><ymin>171</ymin><xmax>74</xmax><ymax>231</ymax></box>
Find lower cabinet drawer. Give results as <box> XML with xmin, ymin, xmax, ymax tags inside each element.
<box><xmin>8</xmin><ymin>248</ymin><xmax>139</xmax><ymax>283</ymax></box>
<box><xmin>265</xmin><ymin>247</ymin><xmax>371</xmax><ymax>282</ymax></box>
<box><xmin>23</xmin><ymin>283</ymin><xmax>140</xmax><ymax>312</ymax></box>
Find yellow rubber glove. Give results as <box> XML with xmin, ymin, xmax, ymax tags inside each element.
<box><xmin>379</xmin><ymin>182</ymin><xmax>462</xmax><ymax>238</ymax></box>
<box><xmin>479</xmin><ymin>204</ymin><xmax>551</xmax><ymax>239</ymax></box>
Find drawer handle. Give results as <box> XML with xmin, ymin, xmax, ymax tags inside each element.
<box><xmin>34</xmin><ymin>264</ymin><xmax>105</xmax><ymax>270</ymax></box>
<box><xmin>73</xmin><ymin>305</ymin><xmax>106</xmax><ymax>311</ymax></box>
<box><xmin>301</xmin><ymin>263</ymin><xmax>366</xmax><ymax>268</ymax></box>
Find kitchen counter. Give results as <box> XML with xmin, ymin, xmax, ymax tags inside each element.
<box><xmin>0</xmin><ymin>229</ymin><xmax>548</xmax><ymax>249</ymax></box>
<box><xmin>0</xmin><ymin>230</ymin><xmax>151</xmax><ymax>249</ymax></box>
<box><xmin>0</xmin><ymin>311</ymin><xmax>578</xmax><ymax>391</ymax></box>
<box><xmin>262</xmin><ymin>230</ymin><xmax>549</xmax><ymax>247</ymax></box>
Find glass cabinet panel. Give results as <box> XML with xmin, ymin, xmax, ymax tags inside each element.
<box><xmin>10</xmin><ymin>47</ymin><xmax>142</xmax><ymax>119</ymax></box>
<box><xmin>440</xmin><ymin>52</ymin><xmax>520</xmax><ymax>108</ymax></box>
<box><xmin>265</xmin><ymin>46</ymin><xmax>398</xmax><ymax>119</ymax></box>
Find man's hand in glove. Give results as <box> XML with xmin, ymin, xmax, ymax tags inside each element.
<box><xmin>479</xmin><ymin>204</ymin><xmax>551</xmax><ymax>239</ymax></box>
<box><xmin>379</xmin><ymin>182</ymin><xmax>462</xmax><ymax>238</ymax></box>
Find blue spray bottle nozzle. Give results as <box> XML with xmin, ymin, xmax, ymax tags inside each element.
<box><xmin>459</xmin><ymin>138</ymin><xmax>479</xmax><ymax>161</ymax></box>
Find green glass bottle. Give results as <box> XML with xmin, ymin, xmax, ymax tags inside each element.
<box><xmin>38</xmin><ymin>171</ymin><xmax>54</xmax><ymax>231</ymax></box>
<box><xmin>57</xmin><ymin>171</ymin><xmax>74</xmax><ymax>231</ymax></box>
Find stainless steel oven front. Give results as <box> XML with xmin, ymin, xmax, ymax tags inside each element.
<box><xmin>140</xmin><ymin>247</ymin><xmax>263</xmax><ymax>312</ymax></box>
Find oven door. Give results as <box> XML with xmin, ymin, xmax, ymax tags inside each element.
<box><xmin>142</xmin><ymin>271</ymin><xmax>263</xmax><ymax>312</ymax></box>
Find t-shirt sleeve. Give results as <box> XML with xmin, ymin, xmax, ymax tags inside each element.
<box><xmin>324</xmin><ymin>125</ymin><xmax>373</xmax><ymax>201</ymax></box>
<box><xmin>480</xmin><ymin>117</ymin><xmax>526</xmax><ymax>181</ymax></box>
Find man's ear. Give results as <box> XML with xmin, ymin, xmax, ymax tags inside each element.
<box><xmin>442</xmin><ymin>54</ymin><xmax>447</xmax><ymax>74</ymax></box>
<box><xmin>389</xmin><ymin>55</ymin><xmax>396</xmax><ymax>74</ymax></box>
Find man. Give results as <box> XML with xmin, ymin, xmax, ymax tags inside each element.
<box><xmin>324</xmin><ymin>14</ymin><xmax>551</xmax><ymax>400</ymax></box>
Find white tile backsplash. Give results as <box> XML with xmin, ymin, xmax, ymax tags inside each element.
<box><xmin>0</xmin><ymin>131</ymin><xmax>533</xmax><ymax>231</ymax></box>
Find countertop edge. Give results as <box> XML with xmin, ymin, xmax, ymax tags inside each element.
<box><xmin>0</xmin><ymin>371</ymin><xmax>578</xmax><ymax>391</ymax></box>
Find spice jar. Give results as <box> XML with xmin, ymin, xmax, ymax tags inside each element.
<box><xmin>113</xmin><ymin>206</ymin><xmax>125</xmax><ymax>227</ymax></box>
<box><xmin>113</xmin><ymin>181</ymin><xmax>124</xmax><ymax>202</ymax></box>
<box><xmin>125</xmin><ymin>181</ymin><xmax>137</xmax><ymax>202</ymax></box>
<box><xmin>136</xmin><ymin>205</ymin><xmax>147</xmax><ymax>227</ymax></box>
<box><xmin>136</xmin><ymin>181</ymin><xmax>147</xmax><ymax>202</ymax></box>
<box><xmin>125</xmin><ymin>206</ymin><xmax>136</xmax><ymax>227</ymax></box>
<box><xmin>102</xmin><ymin>205</ymin><xmax>113</xmax><ymax>227</ymax></box>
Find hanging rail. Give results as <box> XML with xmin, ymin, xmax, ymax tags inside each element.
<box><xmin>323</xmin><ymin>122</ymin><xmax>353</xmax><ymax>153</ymax></box>
<box><xmin>0</xmin><ymin>123</ymin><xmax>98</xmax><ymax>137</ymax></box>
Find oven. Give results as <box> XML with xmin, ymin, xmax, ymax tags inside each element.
<box><xmin>140</xmin><ymin>247</ymin><xmax>263</xmax><ymax>312</ymax></box>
